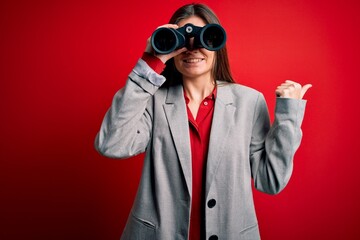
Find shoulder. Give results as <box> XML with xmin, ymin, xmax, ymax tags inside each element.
<box><xmin>218</xmin><ymin>80</ymin><xmax>260</xmax><ymax>94</ymax></box>
<box><xmin>216</xmin><ymin>81</ymin><xmax>263</xmax><ymax>104</ymax></box>
<box><xmin>153</xmin><ymin>81</ymin><xmax>183</xmax><ymax>104</ymax></box>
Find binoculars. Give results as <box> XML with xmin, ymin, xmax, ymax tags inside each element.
<box><xmin>151</xmin><ymin>23</ymin><xmax>226</xmax><ymax>54</ymax></box>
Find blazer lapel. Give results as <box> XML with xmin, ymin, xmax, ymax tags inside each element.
<box><xmin>205</xmin><ymin>83</ymin><xmax>235</xmax><ymax>198</ymax></box>
<box><xmin>163</xmin><ymin>84</ymin><xmax>192</xmax><ymax>196</ymax></box>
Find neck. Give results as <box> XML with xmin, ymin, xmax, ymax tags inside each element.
<box><xmin>182</xmin><ymin>76</ymin><xmax>215</xmax><ymax>103</ymax></box>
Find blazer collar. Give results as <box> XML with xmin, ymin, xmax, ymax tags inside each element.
<box><xmin>163</xmin><ymin>83</ymin><xmax>193</xmax><ymax>196</ymax></box>
<box><xmin>205</xmin><ymin>82</ymin><xmax>236</xmax><ymax>198</ymax></box>
<box><xmin>215</xmin><ymin>81</ymin><xmax>234</xmax><ymax>105</ymax></box>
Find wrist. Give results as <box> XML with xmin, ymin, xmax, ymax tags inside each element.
<box><xmin>141</xmin><ymin>52</ymin><xmax>166</xmax><ymax>74</ymax></box>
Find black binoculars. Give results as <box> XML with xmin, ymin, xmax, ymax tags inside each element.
<box><xmin>151</xmin><ymin>23</ymin><xmax>226</xmax><ymax>54</ymax></box>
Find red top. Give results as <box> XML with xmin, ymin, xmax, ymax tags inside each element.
<box><xmin>141</xmin><ymin>53</ymin><xmax>216</xmax><ymax>239</ymax></box>
<box><xmin>185</xmin><ymin>89</ymin><xmax>216</xmax><ymax>240</ymax></box>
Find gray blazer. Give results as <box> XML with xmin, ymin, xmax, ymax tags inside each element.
<box><xmin>95</xmin><ymin>59</ymin><xmax>307</xmax><ymax>240</ymax></box>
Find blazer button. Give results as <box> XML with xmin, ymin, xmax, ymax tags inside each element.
<box><xmin>209</xmin><ymin>235</ymin><xmax>218</xmax><ymax>240</ymax></box>
<box><xmin>207</xmin><ymin>199</ymin><xmax>216</xmax><ymax>208</ymax></box>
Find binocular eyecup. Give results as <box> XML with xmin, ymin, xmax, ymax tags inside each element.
<box><xmin>151</xmin><ymin>23</ymin><xmax>226</xmax><ymax>54</ymax></box>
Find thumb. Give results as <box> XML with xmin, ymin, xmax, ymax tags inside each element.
<box><xmin>300</xmin><ymin>84</ymin><xmax>312</xmax><ymax>99</ymax></box>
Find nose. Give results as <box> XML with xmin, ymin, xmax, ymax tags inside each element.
<box><xmin>186</xmin><ymin>37</ymin><xmax>197</xmax><ymax>51</ymax></box>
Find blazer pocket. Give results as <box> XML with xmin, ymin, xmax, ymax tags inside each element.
<box><xmin>121</xmin><ymin>214</ymin><xmax>156</xmax><ymax>240</ymax></box>
<box><xmin>238</xmin><ymin>223</ymin><xmax>260</xmax><ymax>240</ymax></box>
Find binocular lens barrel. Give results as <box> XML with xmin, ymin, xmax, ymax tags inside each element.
<box><xmin>200</xmin><ymin>25</ymin><xmax>226</xmax><ymax>51</ymax></box>
<box><xmin>151</xmin><ymin>23</ymin><xmax>226</xmax><ymax>54</ymax></box>
<box><xmin>151</xmin><ymin>28</ymin><xmax>180</xmax><ymax>54</ymax></box>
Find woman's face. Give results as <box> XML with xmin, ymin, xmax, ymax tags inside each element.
<box><xmin>173</xmin><ymin>16</ymin><xmax>215</xmax><ymax>81</ymax></box>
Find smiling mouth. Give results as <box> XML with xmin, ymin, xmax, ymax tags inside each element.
<box><xmin>183</xmin><ymin>58</ymin><xmax>204</xmax><ymax>63</ymax></box>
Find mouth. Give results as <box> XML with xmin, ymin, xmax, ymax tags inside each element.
<box><xmin>183</xmin><ymin>58</ymin><xmax>205</xmax><ymax>63</ymax></box>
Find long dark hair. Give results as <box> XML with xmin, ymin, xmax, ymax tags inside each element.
<box><xmin>161</xmin><ymin>3</ymin><xmax>235</xmax><ymax>85</ymax></box>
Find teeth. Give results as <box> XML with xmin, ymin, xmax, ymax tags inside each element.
<box><xmin>184</xmin><ymin>58</ymin><xmax>203</xmax><ymax>63</ymax></box>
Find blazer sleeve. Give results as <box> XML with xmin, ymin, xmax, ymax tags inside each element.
<box><xmin>94</xmin><ymin>59</ymin><xmax>166</xmax><ymax>158</ymax></box>
<box><xmin>250</xmin><ymin>94</ymin><xmax>307</xmax><ymax>194</ymax></box>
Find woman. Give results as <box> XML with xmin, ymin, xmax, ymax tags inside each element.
<box><xmin>95</xmin><ymin>3</ymin><xmax>311</xmax><ymax>240</ymax></box>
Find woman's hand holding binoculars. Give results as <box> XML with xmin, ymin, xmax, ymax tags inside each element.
<box><xmin>145</xmin><ymin>24</ymin><xmax>187</xmax><ymax>63</ymax></box>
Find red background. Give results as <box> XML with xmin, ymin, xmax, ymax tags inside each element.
<box><xmin>1</xmin><ymin>0</ymin><xmax>359</xmax><ymax>239</ymax></box>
